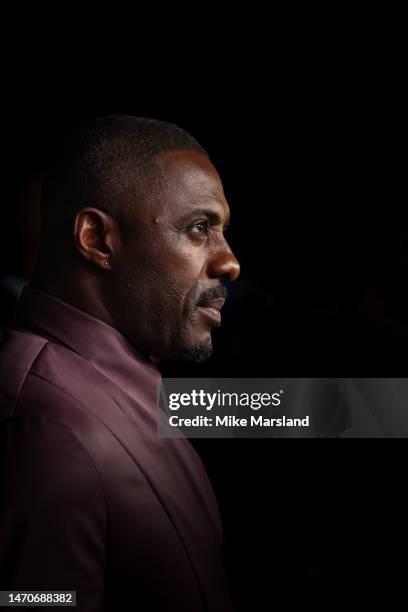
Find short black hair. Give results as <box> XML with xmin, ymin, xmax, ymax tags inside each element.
<box><xmin>40</xmin><ymin>115</ymin><xmax>208</xmax><ymax>241</ymax></box>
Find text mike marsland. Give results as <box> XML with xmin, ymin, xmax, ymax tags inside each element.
<box><xmin>168</xmin><ymin>415</ymin><xmax>310</xmax><ymax>428</ymax></box>
<box><xmin>167</xmin><ymin>389</ymin><xmax>283</xmax><ymax>411</ymax></box>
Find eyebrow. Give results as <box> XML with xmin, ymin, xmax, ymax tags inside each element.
<box><xmin>180</xmin><ymin>207</ymin><xmax>230</xmax><ymax>228</ymax></box>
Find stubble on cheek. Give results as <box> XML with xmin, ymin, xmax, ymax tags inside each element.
<box><xmin>122</xmin><ymin>266</ymin><xmax>193</xmax><ymax>350</ymax></box>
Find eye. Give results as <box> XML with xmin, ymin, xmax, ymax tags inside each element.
<box><xmin>189</xmin><ymin>220</ymin><xmax>209</xmax><ymax>236</ymax></box>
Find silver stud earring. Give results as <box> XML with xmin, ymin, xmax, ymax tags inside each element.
<box><xmin>104</xmin><ymin>259</ymin><xmax>109</xmax><ymax>267</ymax></box>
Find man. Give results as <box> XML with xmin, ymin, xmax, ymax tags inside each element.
<box><xmin>0</xmin><ymin>116</ymin><xmax>240</xmax><ymax>611</ymax></box>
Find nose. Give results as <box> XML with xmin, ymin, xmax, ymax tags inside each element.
<box><xmin>208</xmin><ymin>242</ymin><xmax>240</xmax><ymax>282</ymax></box>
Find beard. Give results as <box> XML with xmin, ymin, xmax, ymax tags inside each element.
<box><xmin>177</xmin><ymin>336</ymin><xmax>214</xmax><ymax>363</ymax></box>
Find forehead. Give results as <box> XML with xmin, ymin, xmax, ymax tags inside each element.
<box><xmin>154</xmin><ymin>149</ymin><xmax>230</xmax><ymax>217</ymax></box>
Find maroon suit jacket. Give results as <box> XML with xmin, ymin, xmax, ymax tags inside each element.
<box><xmin>0</xmin><ymin>286</ymin><xmax>234</xmax><ymax>611</ymax></box>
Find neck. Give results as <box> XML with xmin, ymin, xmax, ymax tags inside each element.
<box><xmin>32</xmin><ymin>267</ymin><xmax>116</xmax><ymax>330</ymax></box>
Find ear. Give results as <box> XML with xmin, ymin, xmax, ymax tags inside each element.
<box><xmin>73</xmin><ymin>207</ymin><xmax>119</xmax><ymax>271</ymax></box>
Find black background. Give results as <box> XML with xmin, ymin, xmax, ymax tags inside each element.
<box><xmin>1</xmin><ymin>27</ymin><xmax>406</xmax><ymax>608</ymax></box>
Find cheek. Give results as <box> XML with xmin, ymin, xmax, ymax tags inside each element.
<box><xmin>120</xmin><ymin>237</ymin><xmax>205</xmax><ymax>312</ymax></box>
<box><xmin>119</xmin><ymin>259</ymin><xmax>188</xmax><ymax>317</ymax></box>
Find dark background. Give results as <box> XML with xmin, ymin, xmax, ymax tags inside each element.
<box><xmin>1</xmin><ymin>33</ymin><xmax>406</xmax><ymax>607</ymax></box>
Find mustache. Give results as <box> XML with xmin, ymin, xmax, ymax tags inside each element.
<box><xmin>196</xmin><ymin>284</ymin><xmax>228</xmax><ymax>307</ymax></box>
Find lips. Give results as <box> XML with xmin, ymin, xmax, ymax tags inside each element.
<box><xmin>196</xmin><ymin>297</ymin><xmax>225</xmax><ymax>325</ymax></box>
<box><xmin>199</xmin><ymin>297</ymin><xmax>225</xmax><ymax>310</ymax></box>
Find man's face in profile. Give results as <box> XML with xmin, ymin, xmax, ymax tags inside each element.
<box><xmin>112</xmin><ymin>149</ymin><xmax>240</xmax><ymax>361</ymax></box>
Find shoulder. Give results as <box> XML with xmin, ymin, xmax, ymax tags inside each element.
<box><xmin>0</xmin><ymin>329</ymin><xmax>48</xmax><ymax>417</ymax></box>
<box><xmin>0</xmin><ymin>329</ymin><xmax>120</xmax><ymax>473</ymax></box>
<box><xmin>0</xmin><ymin>330</ymin><xmax>105</xmax><ymax>494</ymax></box>
<box><xmin>0</xmin><ymin>333</ymin><xmax>107</xmax><ymax>522</ymax></box>
<box><xmin>0</xmin><ymin>329</ymin><xmax>112</xmax><ymax>420</ymax></box>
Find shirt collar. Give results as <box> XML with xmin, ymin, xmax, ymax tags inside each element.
<box><xmin>14</xmin><ymin>285</ymin><xmax>161</xmax><ymax>405</ymax></box>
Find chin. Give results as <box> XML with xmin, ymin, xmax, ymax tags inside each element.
<box><xmin>177</xmin><ymin>338</ymin><xmax>214</xmax><ymax>363</ymax></box>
